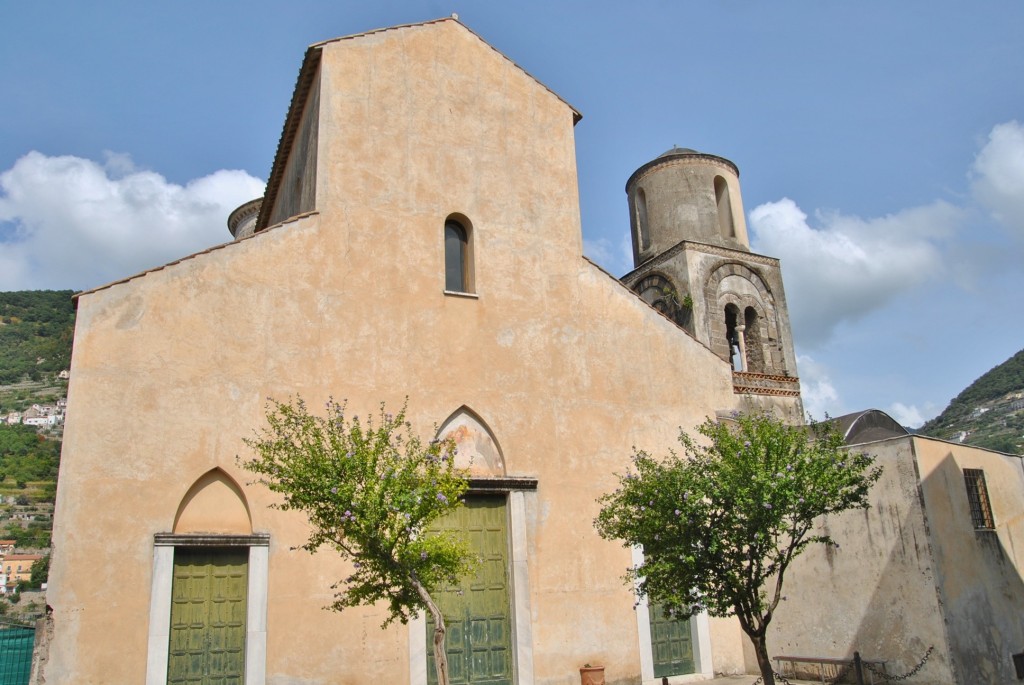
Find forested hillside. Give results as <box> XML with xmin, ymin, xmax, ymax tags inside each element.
<box><xmin>0</xmin><ymin>290</ymin><xmax>76</xmax><ymax>384</ymax></box>
<box><xmin>919</xmin><ymin>348</ymin><xmax>1024</xmax><ymax>453</ymax></box>
<box><xmin>0</xmin><ymin>290</ymin><xmax>75</xmax><ymax>570</ymax></box>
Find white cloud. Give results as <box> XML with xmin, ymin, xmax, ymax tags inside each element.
<box><xmin>888</xmin><ymin>402</ymin><xmax>925</xmax><ymax>429</ymax></box>
<box><xmin>796</xmin><ymin>354</ymin><xmax>840</xmax><ymax>420</ymax></box>
<box><xmin>971</xmin><ymin>120</ymin><xmax>1024</xmax><ymax>238</ymax></box>
<box><xmin>583</xmin><ymin>231</ymin><xmax>634</xmax><ymax>275</ymax></box>
<box><xmin>0</xmin><ymin>151</ymin><xmax>264</xmax><ymax>291</ymax></box>
<box><xmin>749</xmin><ymin>197</ymin><xmax>962</xmax><ymax>347</ymax></box>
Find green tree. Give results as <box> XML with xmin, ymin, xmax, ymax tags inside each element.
<box><xmin>242</xmin><ymin>398</ymin><xmax>473</xmax><ymax>685</ymax></box>
<box><xmin>595</xmin><ymin>413</ymin><xmax>881</xmax><ymax>685</ymax></box>
<box><xmin>27</xmin><ymin>555</ymin><xmax>49</xmax><ymax>590</ymax></box>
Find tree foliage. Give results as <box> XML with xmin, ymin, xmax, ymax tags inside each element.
<box><xmin>1</xmin><ymin>522</ymin><xmax>50</xmax><ymax>549</ymax></box>
<box><xmin>595</xmin><ymin>412</ymin><xmax>881</xmax><ymax>685</ymax></box>
<box><xmin>242</xmin><ymin>397</ymin><xmax>474</xmax><ymax>685</ymax></box>
<box><xmin>920</xmin><ymin>347</ymin><xmax>1024</xmax><ymax>451</ymax></box>
<box><xmin>0</xmin><ymin>290</ymin><xmax>76</xmax><ymax>384</ymax></box>
<box><xmin>0</xmin><ymin>425</ymin><xmax>62</xmax><ymax>484</ymax></box>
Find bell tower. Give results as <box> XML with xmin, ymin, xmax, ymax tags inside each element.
<box><xmin>621</xmin><ymin>147</ymin><xmax>803</xmax><ymax>419</ymax></box>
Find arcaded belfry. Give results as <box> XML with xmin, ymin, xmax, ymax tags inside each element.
<box><xmin>622</xmin><ymin>147</ymin><xmax>803</xmax><ymax>419</ymax></box>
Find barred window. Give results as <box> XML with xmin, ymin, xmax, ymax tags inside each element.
<box><xmin>963</xmin><ymin>468</ymin><xmax>994</xmax><ymax>530</ymax></box>
<box><xmin>1012</xmin><ymin>651</ymin><xmax>1024</xmax><ymax>680</ymax></box>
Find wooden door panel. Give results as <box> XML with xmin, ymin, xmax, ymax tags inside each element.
<box><xmin>427</xmin><ymin>496</ymin><xmax>513</xmax><ymax>685</ymax></box>
<box><xmin>168</xmin><ymin>548</ymin><xmax>248</xmax><ymax>685</ymax></box>
<box><xmin>648</xmin><ymin>602</ymin><xmax>695</xmax><ymax>677</ymax></box>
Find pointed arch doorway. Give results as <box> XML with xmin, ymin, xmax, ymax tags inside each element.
<box><xmin>411</xmin><ymin>407</ymin><xmax>537</xmax><ymax>685</ymax></box>
<box><xmin>146</xmin><ymin>468</ymin><xmax>270</xmax><ymax>685</ymax></box>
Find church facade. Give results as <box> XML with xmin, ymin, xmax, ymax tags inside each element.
<box><xmin>43</xmin><ymin>18</ymin><xmax>802</xmax><ymax>685</ymax></box>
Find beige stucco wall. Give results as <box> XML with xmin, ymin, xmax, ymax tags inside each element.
<box><xmin>45</xmin><ymin>20</ymin><xmax>746</xmax><ymax>685</ymax></box>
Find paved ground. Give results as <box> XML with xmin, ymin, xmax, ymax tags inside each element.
<box><xmin>705</xmin><ymin>676</ymin><xmax>822</xmax><ymax>684</ymax></box>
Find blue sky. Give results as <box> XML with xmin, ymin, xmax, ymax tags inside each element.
<box><xmin>2</xmin><ymin>1</ymin><xmax>1023</xmax><ymax>426</ymax></box>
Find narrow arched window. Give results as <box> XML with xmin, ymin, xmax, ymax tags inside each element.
<box><xmin>714</xmin><ymin>176</ymin><xmax>735</xmax><ymax>239</ymax></box>
<box><xmin>445</xmin><ymin>219</ymin><xmax>471</xmax><ymax>293</ymax></box>
<box><xmin>725</xmin><ymin>304</ymin><xmax>742</xmax><ymax>371</ymax></box>
<box><xmin>636</xmin><ymin>187</ymin><xmax>650</xmax><ymax>250</ymax></box>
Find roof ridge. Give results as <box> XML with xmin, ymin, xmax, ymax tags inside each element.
<box><xmin>256</xmin><ymin>17</ymin><xmax>581</xmax><ymax>232</ymax></box>
<box><xmin>73</xmin><ymin>211</ymin><xmax>319</xmax><ymax>300</ymax></box>
<box><xmin>308</xmin><ymin>15</ymin><xmax>457</xmax><ymax>49</ymax></box>
<box><xmin>311</xmin><ymin>16</ymin><xmax>580</xmax><ymax>122</ymax></box>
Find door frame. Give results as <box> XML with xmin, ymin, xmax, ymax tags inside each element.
<box><xmin>631</xmin><ymin>546</ymin><xmax>713</xmax><ymax>683</ymax></box>
<box><xmin>147</xmin><ymin>533</ymin><xmax>270</xmax><ymax>685</ymax></box>
<box><xmin>410</xmin><ymin>479</ymin><xmax>537</xmax><ymax>685</ymax></box>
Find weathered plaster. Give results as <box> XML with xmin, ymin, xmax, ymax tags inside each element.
<box><xmin>771</xmin><ymin>435</ymin><xmax>1024</xmax><ymax>684</ymax></box>
<box><xmin>46</xmin><ymin>18</ymin><xmax>747</xmax><ymax>685</ymax></box>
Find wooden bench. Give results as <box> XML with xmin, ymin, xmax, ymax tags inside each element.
<box><xmin>773</xmin><ymin>655</ymin><xmax>888</xmax><ymax>684</ymax></box>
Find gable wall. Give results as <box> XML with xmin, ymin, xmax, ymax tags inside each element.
<box><xmin>45</xmin><ymin>22</ymin><xmax>745</xmax><ymax>685</ymax></box>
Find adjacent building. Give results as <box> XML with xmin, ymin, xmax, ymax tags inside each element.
<box><xmin>771</xmin><ymin>410</ymin><xmax>1024</xmax><ymax>684</ymax></box>
<box><xmin>2</xmin><ymin>554</ymin><xmax>43</xmax><ymax>589</ymax></box>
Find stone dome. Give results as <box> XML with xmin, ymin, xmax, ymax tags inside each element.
<box><xmin>227</xmin><ymin>198</ymin><xmax>264</xmax><ymax>240</ymax></box>
<box><xmin>658</xmin><ymin>146</ymin><xmax>699</xmax><ymax>157</ymax></box>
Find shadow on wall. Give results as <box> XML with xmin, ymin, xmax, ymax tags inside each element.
<box><xmin>917</xmin><ymin>452</ymin><xmax>1024</xmax><ymax>684</ymax></box>
<box><xmin>768</xmin><ymin>485</ymin><xmax>953</xmax><ymax>680</ymax></box>
<box><xmin>765</xmin><ymin>438</ymin><xmax>1024</xmax><ymax>684</ymax></box>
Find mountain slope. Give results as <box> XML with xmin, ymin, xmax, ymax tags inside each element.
<box><xmin>919</xmin><ymin>348</ymin><xmax>1024</xmax><ymax>453</ymax></box>
<box><xmin>0</xmin><ymin>290</ymin><xmax>76</xmax><ymax>384</ymax></box>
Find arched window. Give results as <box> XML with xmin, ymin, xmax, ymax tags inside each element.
<box><xmin>714</xmin><ymin>176</ymin><xmax>735</xmax><ymax>239</ymax></box>
<box><xmin>444</xmin><ymin>219</ymin><xmax>473</xmax><ymax>293</ymax></box>
<box><xmin>636</xmin><ymin>187</ymin><xmax>650</xmax><ymax>250</ymax></box>
<box><xmin>724</xmin><ymin>304</ymin><xmax>742</xmax><ymax>371</ymax></box>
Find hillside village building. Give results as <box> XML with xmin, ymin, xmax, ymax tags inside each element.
<box><xmin>2</xmin><ymin>554</ymin><xmax>43</xmax><ymax>588</ymax></box>
<box><xmin>39</xmin><ymin>14</ymin><xmax>1024</xmax><ymax>683</ymax></box>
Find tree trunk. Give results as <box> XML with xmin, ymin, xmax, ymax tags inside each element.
<box><xmin>751</xmin><ymin>634</ymin><xmax>775</xmax><ymax>685</ymax></box>
<box><xmin>411</xmin><ymin>574</ymin><xmax>451</xmax><ymax>685</ymax></box>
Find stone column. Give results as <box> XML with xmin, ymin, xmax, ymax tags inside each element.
<box><xmin>735</xmin><ymin>324</ymin><xmax>748</xmax><ymax>372</ymax></box>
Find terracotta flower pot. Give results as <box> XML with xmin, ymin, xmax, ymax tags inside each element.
<box><xmin>580</xmin><ymin>665</ymin><xmax>605</xmax><ymax>685</ymax></box>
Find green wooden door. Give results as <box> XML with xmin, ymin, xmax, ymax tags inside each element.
<box><xmin>649</xmin><ymin>603</ymin><xmax>695</xmax><ymax>677</ymax></box>
<box><xmin>428</xmin><ymin>496</ymin><xmax>512</xmax><ymax>685</ymax></box>
<box><xmin>168</xmin><ymin>547</ymin><xmax>248</xmax><ymax>685</ymax></box>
